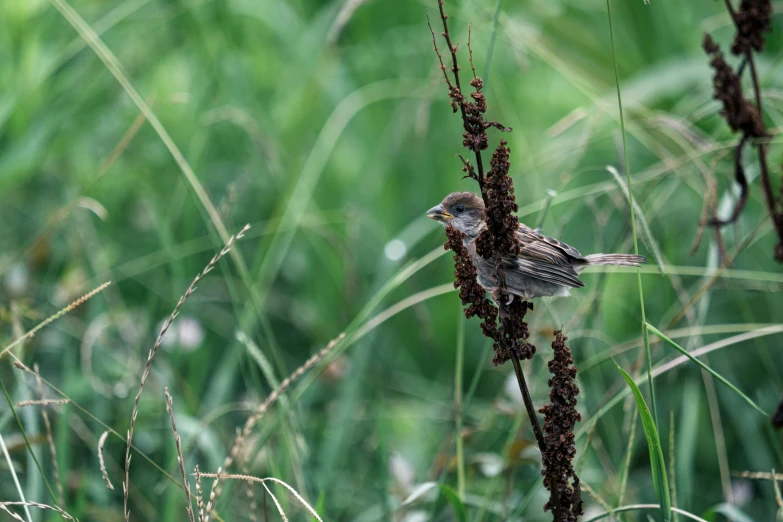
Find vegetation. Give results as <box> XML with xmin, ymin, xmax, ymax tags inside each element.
<box><xmin>1</xmin><ymin>0</ymin><xmax>782</xmax><ymax>520</ymax></box>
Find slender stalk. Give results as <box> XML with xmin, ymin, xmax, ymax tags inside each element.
<box><xmin>0</xmin><ymin>377</ymin><xmax>59</xmax><ymax>507</ymax></box>
<box><xmin>510</xmin><ymin>356</ymin><xmax>545</xmax><ymax>450</ymax></box>
<box><xmin>454</xmin><ymin>312</ymin><xmax>466</xmax><ymax>501</ymax></box>
<box><xmin>0</xmin><ymin>433</ymin><xmax>33</xmax><ymax>522</ymax></box>
<box><xmin>483</xmin><ymin>0</ymin><xmax>503</xmax><ymax>84</ymax></box>
<box><xmin>606</xmin><ymin>0</ymin><xmax>658</xmax><ymax>427</ymax></box>
<box><xmin>746</xmin><ymin>55</ymin><xmax>782</xmax><ymax>246</ymax></box>
<box><xmin>510</xmin><ymin>354</ymin><xmax>561</xmax><ymax>521</ymax></box>
<box><xmin>618</xmin><ymin>407</ymin><xmax>638</xmax><ymax>507</ymax></box>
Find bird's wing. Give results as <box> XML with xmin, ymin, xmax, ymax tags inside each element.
<box><xmin>503</xmin><ymin>256</ymin><xmax>586</xmax><ymax>288</ymax></box>
<box><xmin>501</xmin><ymin>225</ymin><xmax>586</xmax><ymax>288</ymax></box>
<box><xmin>515</xmin><ymin>224</ymin><xmax>585</xmax><ymax>264</ymax></box>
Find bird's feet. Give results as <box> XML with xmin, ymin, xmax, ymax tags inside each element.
<box><xmin>491</xmin><ymin>288</ymin><xmax>515</xmax><ymax>306</ymax></box>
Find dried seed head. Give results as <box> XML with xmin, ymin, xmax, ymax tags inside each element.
<box><xmin>444</xmin><ymin>226</ymin><xmax>499</xmax><ymax>341</ymax></box>
<box><xmin>482</xmin><ymin>140</ymin><xmax>520</xmax><ymax>258</ymax></box>
<box><xmin>731</xmin><ymin>0</ymin><xmax>772</xmax><ymax>55</ymax></box>
<box><xmin>539</xmin><ymin>331</ymin><xmax>583</xmax><ymax>520</ymax></box>
<box><xmin>703</xmin><ymin>34</ymin><xmax>766</xmax><ymax>138</ymax></box>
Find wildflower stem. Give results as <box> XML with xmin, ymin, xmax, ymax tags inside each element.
<box><xmin>510</xmin><ymin>354</ymin><xmax>561</xmax><ymax>521</ymax></box>
<box><xmin>510</xmin><ymin>355</ymin><xmax>545</xmax><ymax>450</ymax></box>
<box><xmin>454</xmin><ymin>312</ymin><xmax>466</xmax><ymax>501</ymax></box>
<box><xmin>606</xmin><ymin>0</ymin><xmax>658</xmax><ymax>427</ymax></box>
<box><xmin>746</xmin><ymin>55</ymin><xmax>781</xmax><ymax>250</ymax></box>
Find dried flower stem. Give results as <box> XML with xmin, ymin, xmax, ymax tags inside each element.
<box><xmin>98</xmin><ymin>430</ymin><xmax>114</xmax><ymax>491</ymax></box>
<box><xmin>511</xmin><ymin>354</ymin><xmax>560</xmax><ymax>519</ymax></box>
<box><xmin>240</xmin><ymin>447</ymin><xmax>258</xmax><ymax>522</ymax></box>
<box><xmin>15</xmin><ymin>399</ymin><xmax>70</xmax><ymax>407</ymax></box>
<box><xmin>0</xmin><ymin>281</ymin><xmax>111</xmax><ymax>360</ymax></box>
<box><xmin>196</xmin><ymin>473</ymin><xmax>323</xmax><ymax>522</ymax></box>
<box><xmin>0</xmin><ymin>502</ymin><xmax>75</xmax><ymax>522</ymax></box>
<box><xmin>704</xmin><ymin>0</ymin><xmax>783</xmax><ymax>261</ymax></box>
<box><xmin>165</xmin><ymin>388</ymin><xmax>196</xmax><ymax>522</ymax></box>
<box><xmin>195</xmin><ymin>465</ymin><xmax>204</xmax><ymax>522</ymax></box>
<box><xmin>733</xmin><ymin>470</ymin><xmax>783</xmax><ymax>480</ymax></box>
<box><xmin>123</xmin><ymin>224</ymin><xmax>250</xmax><ymax>522</ymax></box>
<box><xmin>427</xmin><ymin>3</ymin><xmax>565</xmax><ymax>518</ymax></box>
<box><xmin>539</xmin><ymin>331</ymin><xmax>583</xmax><ymax>521</ymax></box>
<box><xmin>203</xmin><ymin>466</ymin><xmax>222</xmax><ymax>522</ymax></box>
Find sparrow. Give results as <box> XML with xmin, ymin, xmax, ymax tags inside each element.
<box><xmin>427</xmin><ymin>192</ymin><xmax>647</xmax><ymax>299</ymax></box>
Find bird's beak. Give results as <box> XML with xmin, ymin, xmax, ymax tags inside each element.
<box><xmin>426</xmin><ymin>204</ymin><xmax>453</xmax><ymax>222</ymax></box>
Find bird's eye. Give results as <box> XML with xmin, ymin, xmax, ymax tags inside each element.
<box><xmin>455</xmin><ymin>205</ymin><xmax>465</xmax><ymax>214</ymax></box>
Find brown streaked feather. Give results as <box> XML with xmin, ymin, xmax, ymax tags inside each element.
<box><xmin>515</xmin><ymin>224</ymin><xmax>585</xmax><ymax>264</ymax></box>
<box><xmin>503</xmin><ymin>256</ymin><xmax>585</xmax><ymax>288</ymax></box>
<box><xmin>499</xmin><ymin>224</ymin><xmax>587</xmax><ymax>289</ymax></box>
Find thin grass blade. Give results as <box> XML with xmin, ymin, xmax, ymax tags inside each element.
<box><xmin>645</xmin><ymin>323</ymin><xmax>768</xmax><ymax>416</ymax></box>
<box><xmin>614</xmin><ymin>361</ymin><xmax>672</xmax><ymax>522</ymax></box>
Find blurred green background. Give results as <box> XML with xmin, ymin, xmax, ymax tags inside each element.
<box><xmin>1</xmin><ymin>0</ymin><xmax>783</xmax><ymax>520</ymax></box>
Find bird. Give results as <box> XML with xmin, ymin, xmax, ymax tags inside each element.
<box><xmin>427</xmin><ymin>191</ymin><xmax>647</xmax><ymax>299</ymax></box>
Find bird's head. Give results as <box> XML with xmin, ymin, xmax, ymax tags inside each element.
<box><xmin>427</xmin><ymin>192</ymin><xmax>486</xmax><ymax>237</ymax></box>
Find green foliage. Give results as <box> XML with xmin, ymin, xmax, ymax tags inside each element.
<box><xmin>1</xmin><ymin>0</ymin><xmax>782</xmax><ymax>520</ymax></box>
<box><xmin>615</xmin><ymin>360</ymin><xmax>672</xmax><ymax>522</ymax></box>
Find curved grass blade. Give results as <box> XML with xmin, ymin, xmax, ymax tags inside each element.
<box><xmin>645</xmin><ymin>323</ymin><xmax>768</xmax><ymax>417</ymax></box>
<box><xmin>438</xmin><ymin>484</ymin><xmax>467</xmax><ymax>522</ymax></box>
<box><xmin>614</xmin><ymin>361</ymin><xmax>672</xmax><ymax>522</ymax></box>
<box><xmin>703</xmin><ymin>503</ymin><xmax>756</xmax><ymax>522</ymax></box>
<box><xmin>402</xmin><ymin>482</ymin><xmax>467</xmax><ymax>522</ymax></box>
<box><xmin>583</xmin><ymin>504</ymin><xmax>708</xmax><ymax>522</ymax></box>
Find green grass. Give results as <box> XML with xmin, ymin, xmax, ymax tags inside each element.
<box><xmin>1</xmin><ymin>0</ymin><xmax>783</xmax><ymax>520</ymax></box>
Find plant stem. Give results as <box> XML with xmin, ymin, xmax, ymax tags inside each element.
<box><xmin>606</xmin><ymin>0</ymin><xmax>658</xmax><ymax>428</ymax></box>
<box><xmin>510</xmin><ymin>353</ymin><xmax>561</xmax><ymax>521</ymax></box>
<box><xmin>510</xmin><ymin>355</ymin><xmax>545</xmax><ymax>449</ymax></box>
<box><xmin>0</xmin><ymin>377</ymin><xmax>59</xmax><ymax>507</ymax></box>
<box><xmin>454</xmin><ymin>312</ymin><xmax>466</xmax><ymax>501</ymax></box>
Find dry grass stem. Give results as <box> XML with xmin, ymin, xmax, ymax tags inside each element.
<box><xmin>240</xmin><ymin>441</ymin><xmax>258</xmax><ymax>522</ymax></box>
<box><xmin>0</xmin><ymin>281</ymin><xmax>111</xmax><ymax>360</ymax></box>
<box><xmin>772</xmin><ymin>468</ymin><xmax>783</xmax><ymax>511</ymax></box>
<box><xmin>197</xmin><ymin>473</ymin><xmax>323</xmax><ymax>522</ymax></box>
<box><xmin>262</xmin><ymin>483</ymin><xmax>287</xmax><ymax>521</ymax></box>
<box><xmin>733</xmin><ymin>470</ymin><xmax>783</xmax><ymax>480</ymax></box>
<box><xmin>195</xmin><ymin>465</ymin><xmax>204</xmax><ymax>522</ymax></box>
<box><xmin>165</xmin><ymin>388</ymin><xmax>196</xmax><ymax>522</ymax></box>
<box><xmin>203</xmin><ymin>466</ymin><xmax>222</xmax><ymax>522</ymax></box>
<box><xmin>0</xmin><ymin>502</ymin><xmax>75</xmax><ymax>521</ymax></box>
<box><xmin>98</xmin><ymin>430</ymin><xmax>114</xmax><ymax>490</ymax></box>
<box><xmin>0</xmin><ymin>505</ymin><xmax>24</xmax><ymax>522</ymax></box>
<box><xmin>12</xmin><ymin>361</ymin><xmax>33</xmax><ymax>373</ymax></box>
<box><xmin>212</xmin><ymin>333</ymin><xmax>345</xmax><ymax>502</ymax></box>
<box><xmin>34</xmin><ymin>364</ymin><xmax>65</xmax><ymax>508</ymax></box>
<box><xmin>15</xmin><ymin>399</ymin><xmax>70</xmax><ymax>407</ymax></box>
<box><xmin>123</xmin><ymin>224</ymin><xmax>250</xmax><ymax>521</ymax></box>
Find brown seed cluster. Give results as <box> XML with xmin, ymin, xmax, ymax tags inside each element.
<box><xmin>461</xmin><ymin>77</ymin><xmax>489</xmax><ymax>152</ymax></box>
<box><xmin>444</xmin><ymin>226</ymin><xmax>499</xmax><ymax>342</ymax></box>
<box><xmin>703</xmin><ymin>35</ymin><xmax>766</xmax><ymax>138</ymax></box>
<box><xmin>731</xmin><ymin>0</ymin><xmax>772</xmax><ymax>54</ymax></box>
<box><xmin>539</xmin><ymin>331</ymin><xmax>583</xmax><ymax>521</ymax></box>
<box><xmin>700</xmin><ymin>0</ymin><xmax>783</xmax><ymax>262</ymax></box>
<box><xmin>495</xmin><ymin>297</ymin><xmax>535</xmax><ymax>365</ymax></box>
<box><xmin>444</xmin><ymin>226</ymin><xmax>535</xmax><ymax>365</ymax></box>
<box><xmin>476</xmin><ymin>139</ymin><xmax>521</xmax><ymax>259</ymax></box>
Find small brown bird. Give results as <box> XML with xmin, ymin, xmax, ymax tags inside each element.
<box><xmin>427</xmin><ymin>192</ymin><xmax>647</xmax><ymax>299</ymax></box>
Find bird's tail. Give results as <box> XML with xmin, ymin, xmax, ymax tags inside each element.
<box><xmin>584</xmin><ymin>253</ymin><xmax>647</xmax><ymax>267</ymax></box>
